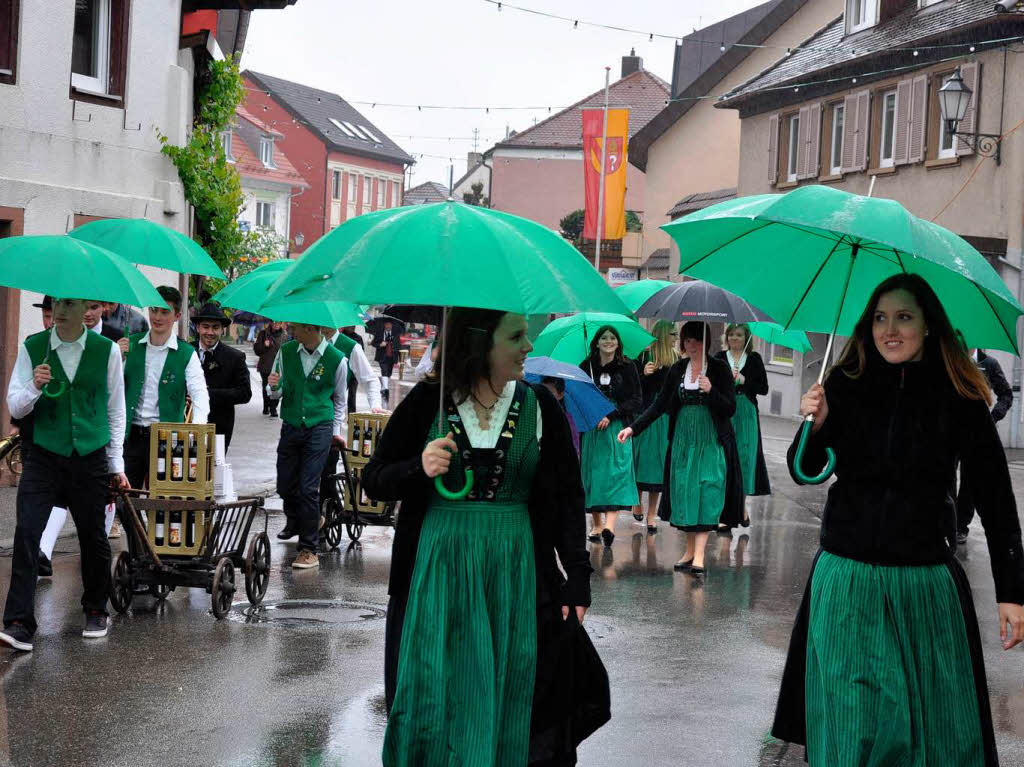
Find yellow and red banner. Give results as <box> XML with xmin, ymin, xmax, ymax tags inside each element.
<box><xmin>583</xmin><ymin>108</ymin><xmax>629</xmax><ymax>241</ymax></box>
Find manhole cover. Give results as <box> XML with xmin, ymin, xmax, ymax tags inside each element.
<box><xmin>228</xmin><ymin>599</ymin><xmax>386</xmax><ymax>628</ymax></box>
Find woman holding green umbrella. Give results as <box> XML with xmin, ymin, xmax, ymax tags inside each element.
<box><xmin>773</xmin><ymin>275</ymin><xmax>1024</xmax><ymax>766</ymax></box>
<box><xmin>580</xmin><ymin>326</ymin><xmax>642</xmax><ymax>546</ymax></box>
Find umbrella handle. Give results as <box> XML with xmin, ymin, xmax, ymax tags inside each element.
<box><xmin>434</xmin><ymin>470</ymin><xmax>475</xmax><ymax>501</ymax></box>
<box><xmin>41</xmin><ymin>380</ymin><xmax>67</xmax><ymax>399</ymax></box>
<box><xmin>792</xmin><ymin>418</ymin><xmax>835</xmax><ymax>485</ymax></box>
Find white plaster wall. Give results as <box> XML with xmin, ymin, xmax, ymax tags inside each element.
<box><xmin>0</xmin><ymin>0</ymin><xmax>191</xmax><ymax>335</ymax></box>
<box><xmin>239</xmin><ymin>178</ymin><xmax>292</xmax><ymax>254</ymax></box>
<box><xmin>452</xmin><ymin>162</ymin><xmax>491</xmax><ymax>202</ymax></box>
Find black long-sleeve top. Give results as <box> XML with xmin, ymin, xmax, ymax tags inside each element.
<box><xmin>632</xmin><ymin>353</ymin><xmax>672</xmax><ymax>409</ymax></box>
<box><xmin>713</xmin><ymin>350</ymin><xmax>769</xmax><ymax>406</ymax></box>
<box><xmin>788</xmin><ymin>347</ymin><xmax>1024</xmax><ymax>604</ymax></box>
<box><xmin>580</xmin><ymin>357</ymin><xmax>642</xmax><ymax>424</ymax></box>
<box><xmin>630</xmin><ymin>356</ymin><xmax>736</xmax><ymax>439</ymax></box>
<box><xmin>978</xmin><ymin>351</ymin><xmax>1013</xmax><ymax>423</ymax></box>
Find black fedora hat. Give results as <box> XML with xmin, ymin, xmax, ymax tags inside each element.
<box><xmin>32</xmin><ymin>295</ymin><xmax>53</xmax><ymax>310</ymax></box>
<box><xmin>192</xmin><ymin>302</ymin><xmax>231</xmax><ymax>327</ymax></box>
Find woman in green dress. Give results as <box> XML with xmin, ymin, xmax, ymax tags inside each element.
<box><xmin>580</xmin><ymin>326</ymin><xmax>642</xmax><ymax>546</ymax></box>
<box><xmin>630</xmin><ymin>321</ymin><xmax>678</xmax><ymax>533</ymax></box>
<box><xmin>618</xmin><ymin>321</ymin><xmax>744</xmax><ymax>576</ymax></box>
<box><xmin>364</xmin><ymin>308</ymin><xmax>605</xmax><ymax>767</ymax></box>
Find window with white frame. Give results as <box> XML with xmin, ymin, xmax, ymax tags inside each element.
<box><xmin>787</xmin><ymin>114</ymin><xmax>800</xmax><ymax>182</ymax></box>
<box><xmin>259</xmin><ymin>137</ymin><xmax>275</xmax><ymax>167</ymax></box>
<box><xmin>830</xmin><ymin>104</ymin><xmax>845</xmax><ymax>175</ymax></box>
<box><xmin>332</xmin><ymin>170</ymin><xmax>341</xmax><ymax>200</ymax></box>
<box><xmin>255</xmin><ymin>201</ymin><xmax>275</xmax><ymax>230</ymax></box>
<box><xmin>377</xmin><ymin>180</ymin><xmax>386</xmax><ymax>208</ymax></box>
<box><xmin>393</xmin><ymin>181</ymin><xmax>402</xmax><ymax>206</ymax></box>
<box><xmin>938</xmin><ymin>107</ymin><xmax>957</xmax><ymax>159</ymax></box>
<box><xmin>362</xmin><ymin>176</ymin><xmax>371</xmax><ymax>208</ymax></box>
<box><xmin>221</xmin><ymin>131</ymin><xmax>234</xmax><ymax>163</ymax></box>
<box><xmin>349</xmin><ymin>174</ymin><xmax>357</xmax><ymax>201</ymax></box>
<box><xmin>71</xmin><ymin>0</ymin><xmax>112</xmax><ymax>93</ymax></box>
<box><xmin>879</xmin><ymin>90</ymin><xmax>897</xmax><ymax>168</ymax></box>
<box><xmin>847</xmin><ymin>0</ymin><xmax>878</xmax><ymax>34</ymax></box>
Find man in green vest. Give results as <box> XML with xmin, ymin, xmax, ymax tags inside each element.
<box><xmin>267</xmin><ymin>322</ymin><xmax>348</xmax><ymax>570</ymax></box>
<box><xmin>1</xmin><ymin>298</ymin><xmax>128</xmax><ymax>651</ymax></box>
<box><xmin>122</xmin><ymin>286</ymin><xmax>210</xmax><ymax>490</ymax></box>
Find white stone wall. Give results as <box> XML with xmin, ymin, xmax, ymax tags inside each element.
<box><xmin>239</xmin><ymin>178</ymin><xmax>292</xmax><ymax>254</ymax></box>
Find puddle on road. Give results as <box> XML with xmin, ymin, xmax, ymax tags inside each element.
<box><xmin>227</xmin><ymin>599</ymin><xmax>386</xmax><ymax>628</ymax></box>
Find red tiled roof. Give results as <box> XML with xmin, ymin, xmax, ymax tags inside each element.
<box><xmin>231</xmin><ymin>123</ymin><xmax>309</xmax><ymax>189</ymax></box>
<box><xmin>498</xmin><ymin>69</ymin><xmax>670</xmax><ymax>150</ymax></box>
<box><xmin>235</xmin><ymin>106</ymin><xmax>284</xmax><ymax>137</ymax></box>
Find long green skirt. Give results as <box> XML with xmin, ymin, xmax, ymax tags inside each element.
<box><xmin>806</xmin><ymin>551</ymin><xmax>984</xmax><ymax>767</ymax></box>
<box><xmin>633</xmin><ymin>413</ymin><xmax>669</xmax><ymax>490</ymax></box>
<box><xmin>581</xmin><ymin>418</ymin><xmax>638</xmax><ymax>511</ymax></box>
<box><xmin>731</xmin><ymin>394</ymin><xmax>759</xmax><ymax>496</ymax></box>
<box><xmin>669</xmin><ymin>404</ymin><xmax>726</xmax><ymax>530</ymax></box>
<box><xmin>383</xmin><ymin>500</ymin><xmax>537</xmax><ymax>767</ymax></box>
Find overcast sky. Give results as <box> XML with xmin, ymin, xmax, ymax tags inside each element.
<box><xmin>243</xmin><ymin>0</ymin><xmax>768</xmax><ymax>188</ymax></box>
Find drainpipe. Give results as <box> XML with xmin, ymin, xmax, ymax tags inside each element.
<box><xmin>482</xmin><ymin>153</ymin><xmax>494</xmax><ymax>207</ymax></box>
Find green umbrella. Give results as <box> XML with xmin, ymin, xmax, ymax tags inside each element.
<box><xmin>747</xmin><ymin>322</ymin><xmax>811</xmax><ymax>353</ymax></box>
<box><xmin>262</xmin><ymin>201</ymin><xmax>629</xmax><ymax>501</ymax></box>
<box><xmin>211</xmin><ymin>265</ymin><xmax>363</xmax><ymax>328</ymax></box>
<box><xmin>212</xmin><ymin>260</ymin><xmax>291</xmax><ymax>307</ymax></box>
<box><xmin>69</xmin><ymin>218</ymin><xmax>225</xmax><ymax>279</ymax></box>
<box><xmin>663</xmin><ymin>184</ymin><xmax>1024</xmax><ymax>484</ymax></box>
<box><xmin>613</xmin><ymin>279</ymin><xmax>674</xmax><ymax>313</ymax></box>
<box><xmin>531</xmin><ymin>313</ymin><xmax>655</xmax><ymax>365</ymax></box>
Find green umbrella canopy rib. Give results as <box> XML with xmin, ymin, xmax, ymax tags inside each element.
<box><xmin>69</xmin><ymin>218</ymin><xmax>225</xmax><ymax>279</ymax></box>
<box><xmin>531</xmin><ymin>312</ymin><xmax>656</xmax><ymax>365</ymax></box>
<box><xmin>662</xmin><ymin>185</ymin><xmax>1022</xmax><ymax>353</ymax></box>
<box><xmin>614</xmin><ymin>279</ymin><xmax>674</xmax><ymax>313</ymax></box>
<box><xmin>0</xmin><ymin>235</ymin><xmax>167</xmax><ymax>308</ymax></box>
<box><xmin>746</xmin><ymin>322</ymin><xmax>811</xmax><ymax>353</ymax></box>
<box><xmin>261</xmin><ymin>202</ymin><xmax>630</xmax><ymax>316</ymax></box>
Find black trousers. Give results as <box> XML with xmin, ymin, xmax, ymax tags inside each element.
<box><xmin>320</xmin><ymin>444</ymin><xmax>341</xmax><ymax>507</ymax></box>
<box><xmin>379</xmin><ymin>357</ymin><xmax>396</xmax><ymax>378</ymax></box>
<box><xmin>276</xmin><ymin>422</ymin><xmax>332</xmax><ymax>552</ymax></box>
<box><xmin>123</xmin><ymin>425</ymin><xmax>151</xmax><ymax>490</ymax></box>
<box><xmin>260</xmin><ymin>372</ymin><xmax>278</xmax><ymax>415</ymax></box>
<box><xmin>3</xmin><ymin>446</ymin><xmax>111</xmax><ymax>634</ymax></box>
<box><xmin>347</xmin><ymin>383</ymin><xmax>358</xmax><ymax>417</ymax></box>
<box><xmin>957</xmin><ymin>468</ymin><xmax>975</xmax><ymax>534</ymax></box>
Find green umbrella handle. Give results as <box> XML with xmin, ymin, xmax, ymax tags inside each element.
<box><xmin>41</xmin><ymin>380</ymin><xmax>67</xmax><ymax>399</ymax></box>
<box><xmin>434</xmin><ymin>470</ymin><xmax>475</xmax><ymax>501</ymax></box>
<box><xmin>792</xmin><ymin>418</ymin><xmax>835</xmax><ymax>485</ymax></box>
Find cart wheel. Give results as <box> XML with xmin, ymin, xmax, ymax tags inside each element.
<box><xmin>346</xmin><ymin>523</ymin><xmax>364</xmax><ymax>541</ymax></box>
<box><xmin>245</xmin><ymin>532</ymin><xmax>271</xmax><ymax>605</ymax></box>
<box><xmin>323</xmin><ymin>497</ymin><xmax>343</xmax><ymax>550</ymax></box>
<box><xmin>149</xmin><ymin>583</ymin><xmax>173</xmax><ymax>601</ymax></box>
<box><xmin>109</xmin><ymin>551</ymin><xmax>134</xmax><ymax>614</ymax></box>
<box><xmin>211</xmin><ymin>557</ymin><xmax>235</xmax><ymax>620</ymax></box>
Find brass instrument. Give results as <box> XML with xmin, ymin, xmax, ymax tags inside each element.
<box><xmin>0</xmin><ymin>433</ymin><xmax>22</xmax><ymax>476</ymax></box>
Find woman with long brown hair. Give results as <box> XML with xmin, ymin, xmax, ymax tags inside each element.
<box><xmin>773</xmin><ymin>274</ymin><xmax>1024</xmax><ymax>766</ymax></box>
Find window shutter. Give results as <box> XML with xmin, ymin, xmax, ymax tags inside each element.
<box><xmin>907</xmin><ymin>75</ymin><xmax>928</xmax><ymax>164</ymax></box>
<box><xmin>794</xmin><ymin>106</ymin><xmax>810</xmax><ymax>179</ymax></box>
<box><xmin>768</xmin><ymin>113</ymin><xmax>780</xmax><ymax>185</ymax></box>
<box><xmin>892</xmin><ymin>78</ymin><xmax>913</xmax><ymax>166</ymax></box>
<box><xmin>799</xmin><ymin>103</ymin><xmax>822</xmax><ymax>179</ymax></box>
<box><xmin>956</xmin><ymin>62</ymin><xmax>980</xmax><ymax>156</ymax></box>
<box><xmin>853</xmin><ymin>89</ymin><xmax>870</xmax><ymax>171</ymax></box>
<box><xmin>840</xmin><ymin>93</ymin><xmax>859</xmax><ymax>172</ymax></box>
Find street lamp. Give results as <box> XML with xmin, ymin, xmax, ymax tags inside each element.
<box><xmin>938</xmin><ymin>66</ymin><xmax>1002</xmax><ymax>164</ymax></box>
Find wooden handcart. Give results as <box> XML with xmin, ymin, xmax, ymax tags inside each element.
<box><xmin>320</xmin><ymin>413</ymin><xmax>397</xmax><ymax>548</ymax></box>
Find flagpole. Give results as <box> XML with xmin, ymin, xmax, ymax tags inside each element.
<box><xmin>594</xmin><ymin>66</ymin><xmax>611</xmax><ymax>272</ymax></box>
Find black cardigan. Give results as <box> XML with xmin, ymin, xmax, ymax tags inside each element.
<box><xmin>714</xmin><ymin>349</ymin><xmax>771</xmax><ymax>496</ymax></box>
<box><xmin>580</xmin><ymin>357</ymin><xmax>642</xmax><ymax>424</ymax></box>
<box><xmin>629</xmin><ymin>356</ymin><xmax>746</xmax><ymax>527</ymax></box>
<box><xmin>633</xmin><ymin>353</ymin><xmax>672</xmax><ymax>409</ymax></box>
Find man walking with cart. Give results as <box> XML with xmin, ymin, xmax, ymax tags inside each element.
<box><xmin>0</xmin><ymin>298</ymin><xmax>129</xmax><ymax>651</ymax></box>
<box><xmin>267</xmin><ymin>322</ymin><xmax>348</xmax><ymax>569</ymax></box>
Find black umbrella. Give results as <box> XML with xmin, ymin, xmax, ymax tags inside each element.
<box><xmin>381</xmin><ymin>304</ymin><xmax>442</xmax><ymax>326</ymax></box>
<box><xmin>634</xmin><ymin>280</ymin><xmax>775</xmax><ymax>323</ymax></box>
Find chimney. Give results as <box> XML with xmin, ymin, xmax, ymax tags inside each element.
<box><xmin>467</xmin><ymin>151</ymin><xmax>483</xmax><ymax>168</ymax></box>
<box><xmin>621</xmin><ymin>48</ymin><xmax>643</xmax><ymax>78</ymax></box>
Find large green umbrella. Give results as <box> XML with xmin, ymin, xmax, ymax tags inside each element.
<box><xmin>531</xmin><ymin>313</ymin><xmax>655</xmax><ymax>365</ymax></box>
<box><xmin>261</xmin><ymin>201</ymin><xmax>628</xmax><ymax>500</ymax></box>
<box><xmin>747</xmin><ymin>322</ymin><xmax>811</xmax><ymax>353</ymax></box>
<box><xmin>211</xmin><ymin>260</ymin><xmax>291</xmax><ymax>307</ymax></box>
<box><xmin>69</xmin><ymin>218</ymin><xmax>225</xmax><ymax>279</ymax></box>
<box><xmin>211</xmin><ymin>265</ymin><xmax>363</xmax><ymax>328</ymax></box>
<box><xmin>0</xmin><ymin>235</ymin><xmax>166</xmax><ymax>307</ymax></box>
<box><xmin>613</xmin><ymin>279</ymin><xmax>674</xmax><ymax>313</ymax></box>
<box><xmin>663</xmin><ymin>185</ymin><xmax>1024</xmax><ymax>484</ymax></box>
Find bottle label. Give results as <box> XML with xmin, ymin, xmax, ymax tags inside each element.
<box><xmin>157</xmin><ymin>457</ymin><xmax>166</xmax><ymax>473</ymax></box>
<box><xmin>156</xmin><ymin>523</ymin><xmax>164</xmax><ymax>541</ymax></box>
<box><xmin>188</xmin><ymin>457</ymin><xmax>197</xmax><ymax>480</ymax></box>
<box><xmin>172</xmin><ymin>458</ymin><xmax>183</xmax><ymax>480</ymax></box>
<box><xmin>169</xmin><ymin>525</ymin><xmax>181</xmax><ymax>545</ymax></box>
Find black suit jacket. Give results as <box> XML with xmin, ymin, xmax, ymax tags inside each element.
<box><xmin>98</xmin><ymin>323</ymin><xmax>123</xmax><ymax>342</ymax></box>
<box><xmin>197</xmin><ymin>343</ymin><xmax>251</xmax><ymax>447</ymax></box>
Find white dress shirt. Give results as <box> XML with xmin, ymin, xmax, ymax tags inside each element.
<box><xmin>325</xmin><ymin>331</ymin><xmax>382</xmax><ymax>410</ymax></box>
<box><xmin>198</xmin><ymin>341</ymin><xmax>218</xmax><ymax>364</ymax></box>
<box><xmin>414</xmin><ymin>348</ymin><xmax>435</xmax><ymax>382</ymax></box>
<box><xmin>456</xmin><ymin>380</ymin><xmax>542</xmax><ymax>448</ymax></box>
<box><xmin>132</xmin><ymin>332</ymin><xmax>210</xmax><ymax>426</ymax></box>
<box><xmin>267</xmin><ymin>338</ymin><xmax>349</xmax><ymax>438</ymax></box>
<box><xmin>7</xmin><ymin>326</ymin><xmax>127</xmax><ymax>473</ymax></box>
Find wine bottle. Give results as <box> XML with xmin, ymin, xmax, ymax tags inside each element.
<box><xmin>351</xmin><ymin>422</ymin><xmax>361</xmax><ymax>456</ymax></box>
<box><xmin>155</xmin><ymin>512</ymin><xmax>165</xmax><ymax>546</ymax></box>
<box><xmin>171</xmin><ymin>432</ymin><xmax>183</xmax><ymax>481</ymax></box>
<box><xmin>169</xmin><ymin>508</ymin><xmax>182</xmax><ymax>546</ymax></box>
<box><xmin>188</xmin><ymin>434</ymin><xmax>198</xmax><ymax>481</ymax></box>
<box><xmin>362</xmin><ymin>420</ymin><xmax>373</xmax><ymax>457</ymax></box>
<box><xmin>156</xmin><ymin>430</ymin><xmax>168</xmax><ymax>481</ymax></box>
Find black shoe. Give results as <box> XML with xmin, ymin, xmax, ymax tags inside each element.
<box><xmin>277</xmin><ymin>526</ymin><xmax>297</xmax><ymax>540</ymax></box>
<box><xmin>82</xmin><ymin>611</ymin><xmax>108</xmax><ymax>638</ymax></box>
<box><xmin>0</xmin><ymin>623</ymin><xmax>33</xmax><ymax>652</ymax></box>
<box><xmin>690</xmin><ymin>565</ymin><xmax>706</xmax><ymax>577</ymax></box>
<box><xmin>717</xmin><ymin>525</ymin><xmax>733</xmax><ymax>536</ymax></box>
<box><xmin>647</xmin><ymin>525</ymin><xmax>657</xmax><ymax>534</ymax></box>
<box><xmin>956</xmin><ymin>530</ymin><xmax>969</xmax><ymax>545</ymax></box>
<box><xmin>262</xmin><ymin>408</ymin><xmax>269</xmax><ymax>416</ymax></box>
<box><xmin>741</xmin><ymin>516</ymin><xmax>751</xmax><ymax>528</ymax></box>
<box><xmin>37</xmin><ymin>551</ymin><xmax>52</xmax><ymax>577</ymax></box>
<box><xmin>673</xmin><ymin>558</ymin><xmax>693</xmax><ymax>572</ymax></box>
<box><xmin>600</xmin><ymin>528</ymin><xmax>615</xmax><ymax>547</ymax></box>
<box><xmin>632</xmin><ymin>512</ymin><xmax>644</xmax><ymax>522</ymax></box>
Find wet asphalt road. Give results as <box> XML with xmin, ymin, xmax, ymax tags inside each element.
<box><xmin>2</xmin><ymin>377</ymin><xmax>1024</xmax><ymax>767</ymax></box>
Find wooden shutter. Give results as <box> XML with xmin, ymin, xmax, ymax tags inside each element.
<box><xmin>840</xmin><ymin>93</ymin><xmax>859</xmax><ymax>172</ymax></box>
<box><xmin>794</xmin><ymin>106</ymin><xmax>810</xmax><ymax>179</ymax></box>
<box><xmin>892</xmin><ymin>78</ymin><xmax>913</xmax><ymax>166</ymax></box>
<box><xmin>799</xmin><ymin>103</ymin><xmax>822</xmax><ymax>179</ymax></box>
<box><xmin>768</xmin><ymin>113</ymin><xmax>780</xmax><ymax>185</ymax></box>
<box><xmin>956</xmin><ymin>62</ymin><xmax>980</xmax><ymax>156</ymax></box>
<box><xmin>852</xmin><ymin>89</ymin><xmax>870</xmax><ymax>171</ymax></box>
<box><xmin>907</xmin><ymin>75</ymin><xmax>928</xmax><ymax>164</ymax></box>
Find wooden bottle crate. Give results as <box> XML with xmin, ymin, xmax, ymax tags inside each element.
<box><xmin>147</xmin><ymin>423</ymin><xmax>216</xmax><ymax>500</ymax></box>
<box><xmin>344</xmin><ymin>413</ymin><xmax>390</xmax><ymax>514</ymax></box>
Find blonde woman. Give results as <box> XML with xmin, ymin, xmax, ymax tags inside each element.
<box><xmin>630</xmin><ymin>321</ymin><xmax>678</xmax><ymax>533</ymax></box>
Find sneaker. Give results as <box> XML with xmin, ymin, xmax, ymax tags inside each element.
<box><xmin>0</xmin><ymin>623</ymin><xmax>33</xmax><ymax>652</ymax></box>
<box><xmin>291</xmin><ymin>550</ymin><xmax>319</xmax><ymax>569</ymax></box>
<box><xmin>108</xmin><ymin>520</ymin><xmax>122</xmax><ymax>539</ymax></box>
<box><xmin>82</xmin><ymin>611</ymin><xmax>108</xmax><ymax>638</ymax></box>
<box><xmin>37</xmin><ymin>551</ymin><xmax>53</xmax><ymax>578</ymax></box>
<box><xmin>277</xmin><ymin>525</ymin><xmax>297</xmax><ymax>541</ymax></box>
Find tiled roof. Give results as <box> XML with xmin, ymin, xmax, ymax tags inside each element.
<box><xmin>719</xmin><ymin>0</ymin><xmax>1024</xmax><ymax>109</ymax></box>
<box><xmin>245</xmin><ymin>70</ymin><xmax>414</xmax><ymax>166</ymax></box>
<box><xmin>235</xmin><ymin>106</ymin><xmax>283</xmax><ymax>137</ymax></box>
<box><xmin>232</xmin><ymin>109</ymin><xmax>309</xmax><ymax>189</ymax></box>
<box><xmin>644</xmin><ymin>248</ymin><xmax>671</xmax><ymax>267</ymax></box>
<box><xmin>404</xmin><ymin>181</ymin><xmax>450</xmax><ymax>205</ymax></box>
<box><xmin>667</xmin><ymin>187</ymin><xmax>737</xmax><ymax>218</ymax></box>
<box><xmin>496</xmin><ymin>69</ymin><xmax>670</xmax><ymax>150</ymax></box>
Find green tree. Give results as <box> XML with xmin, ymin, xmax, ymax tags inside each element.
<box><xmin>626</xmin><ymin>210</ymin><xmax>642</xmax><ymax>232</ymax></box>
<box><xmin>462</xmin><ymin>181</ymin><xmax>489</xmax><ymax>207</ymax></box>
<box><xmin>559</xmin><ymin>209</ymin><xmax>585</xmax><ymax>245</ymax></box>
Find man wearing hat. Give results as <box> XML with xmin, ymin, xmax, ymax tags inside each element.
<box><xmin>32</xmin><ymin>296</ymin><xmax>53</xmax><ymax>330</ymax></box>
<box><xmin>193</xmin><ymin>303</ymin><xmax>251</xmax><ymax>452</ymax></box>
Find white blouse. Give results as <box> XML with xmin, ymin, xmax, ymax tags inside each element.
<box><xmin>456</xmin><ymin>380</ymin><xmax>543</xmax><ymax>448</ymax></box>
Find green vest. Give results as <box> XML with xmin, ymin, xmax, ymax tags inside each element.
<box><xmin>280</xmin><ymin>340</ymin><xmax>343</xmax><ymax>429</ymax></box>
<box><xmin>332</xmin><ymin>332</ymin><xmax>357</xmax><ymax>385</ymax></box>
<box><xmin>24</xmin><ymin>330</ymin><xmax>112</xmax><ymax>457</ymax></box>
<box><xmin>123</xmin><ymin>333</ymin><xmax>193</xmax><ymax>436</ymax></box>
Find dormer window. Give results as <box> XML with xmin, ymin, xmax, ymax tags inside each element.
<box><xmin>221</xmin><ymin>131</ymin><xmax>234</xmax><ymax>163</ymax></box>
<box><xmin>847</xmin><ymin>0</ymin><xmax>878</xmax><ymax>33</ymax></box>
<box><xmin>259</xmin><ymin>137</ymin><xmax>275</xmax><ymax>168</ymax></box>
